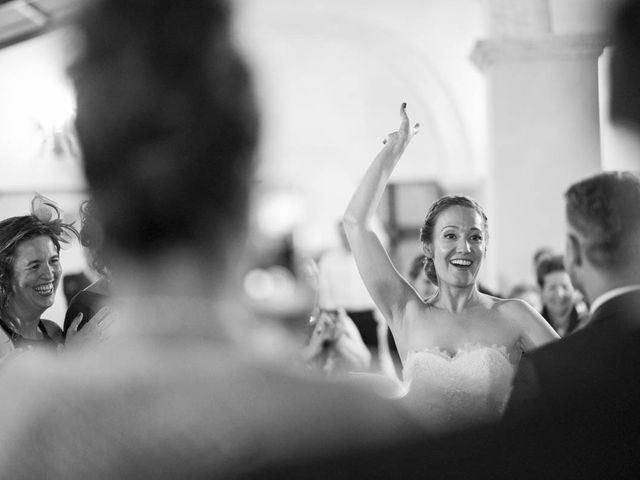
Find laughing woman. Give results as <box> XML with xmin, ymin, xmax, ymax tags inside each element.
<box><xmin>0</xmin><ymin>196</ymin><xmax>97</xmax><ymax>360</ymax></box>
<box><xmin>343</xmin><ymin>104</ymin><xmax>559</xmax><ymax>430</ymax></box>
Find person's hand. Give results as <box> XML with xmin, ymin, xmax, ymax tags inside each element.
<box><xmin>332</xmin><ymin>308</ymin><xmax>371</xmax><ymax>372</ymax></box>
<box><xmin>382</xmin><ymin>102</ymin><xmax>420</xmax><ymax>157</ymax></box>
<box><xmin>301</xmin><ymin>311</ymin><xmax>338</xmax><ymax>362</ymax></box>
<box><xmin>64</xmin><ymin>307</ymin><xmax>114</xmax><ymax>352</ymax></box>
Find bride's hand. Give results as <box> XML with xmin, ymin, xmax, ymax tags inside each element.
<box><xmin>382</xmin><ymin>102</ymin><xmax>420</xmax><ymax>157</ymax></box>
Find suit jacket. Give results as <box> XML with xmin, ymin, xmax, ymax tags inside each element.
<box><xmin>504</xmin><ymin>289</ymin><xmax>640</xmax><ymax>420</ymax></box>
<box><xmin>62</xmin><ymin>272</ymin><xmax>92</xmax><ymax>305</ymax></box>
<box><xmin>501</xmin><ymin>288</ymin><xmax>640</xmax><ymax>477</ymax></box>
<box><xmin>63</xmin><ymin>284</ymin><xmax>110</xmax><ymax>334</ymax></box>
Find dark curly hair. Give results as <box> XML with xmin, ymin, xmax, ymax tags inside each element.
<box><xmin>565</xmin><ymin>171</ymin><xmax>640</xmax><ymax>269</ymax></box>
<box><xmin>0</xmin><ymin>213</ymin><xmax>77</xmax><ymax>318</ymax></box>
<box><xmin>419</xmin><ymin>195</ymin><xmax>488</xmax><ymax>285</ymax></box>
<box><xmin>78</xmin><ymin>200</ymin><xmax>109</xmax><ymax>277</ymax></box>
<box><xmin>69</xmin><ymin>0</ymin><xmax>259</xmax><ymax>262</ymax></box>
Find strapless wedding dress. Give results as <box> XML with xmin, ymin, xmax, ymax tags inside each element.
<box><xmin>401</xmin><ymin>344</ymin><xmax>515</xmax><ymax>431</ymax></box>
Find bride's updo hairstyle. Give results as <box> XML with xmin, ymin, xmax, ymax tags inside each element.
<box><xmin>419</xmin><ymin>195</ymin><xmax>488</xmax><ymax>285</ymax></box>
<box><xmin>69</xmin><ymin>0</ymin><xmax>258</xmax><ymax>264</ymax></box>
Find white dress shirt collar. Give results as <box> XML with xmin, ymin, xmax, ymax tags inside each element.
<box><xmin>589</xmin><ymin>285</ymin><xmax>640</xmax><ymax>316</ymax></box>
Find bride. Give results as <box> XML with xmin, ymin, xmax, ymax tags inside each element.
<box><xmin>343</xmin><ymin>103</ymin><xmax>558</xmax><ymax>430</ymax></box>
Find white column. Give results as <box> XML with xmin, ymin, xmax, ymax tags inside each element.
<box><xmin>471</xmin><ymin>12</ymin><xmax>606</xmax><ymax>290</ymax></box>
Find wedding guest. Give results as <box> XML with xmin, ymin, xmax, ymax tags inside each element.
<box><xmin>536</xmin><ymin>254</ymin><xmax>588</xmax><ymax>336</ymax></box>
<box><xmin>0</xmin><ymin>1</ymin><xmax>419</xmax><ymax>477</ymax></box>
<box><xmin>503</xmin><ymin>171</ymin><xmax>640</xmax><ymax>477</ymax></box>
<box><xmin>0</xmin><ymin>196</ymin><xmax>76</xmax><ymax>356</ymax></box>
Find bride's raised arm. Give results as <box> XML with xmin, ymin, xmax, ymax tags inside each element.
<box><xmin>343</xmin><ymin>103</ymin><xmax>421</xmax><ymax>331</ymax></box>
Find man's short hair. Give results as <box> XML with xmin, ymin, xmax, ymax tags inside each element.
<box><xmin>565</xmin><ymin>171</ymin><xmax>640</xmax><ymax>269</ymax></box>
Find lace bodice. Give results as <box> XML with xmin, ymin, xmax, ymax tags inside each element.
<box><xmin>401</xmin><ymin>344</ymin><xmax>516</xmax><ymax>431</ymax></box>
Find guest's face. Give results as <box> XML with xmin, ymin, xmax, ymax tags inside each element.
<box><xmin>9</xmin><ymin>236</ymin><xmax>61</xmax><ymax>317</ymax></box>
<box><xmin>541</xmin><ymin>271</ymin><xmax>574</xmax><ymax>314</ymax></box>
<box><xmin>427</xmin><ymin>206</ymin><xmax>486</xmax><ymax>288</ymax></box>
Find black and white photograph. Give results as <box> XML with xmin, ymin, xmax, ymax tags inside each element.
<box><xmin>0</xmin><ymin>0</ymin><xmax>638</xmax><ymax>478</ymax></box>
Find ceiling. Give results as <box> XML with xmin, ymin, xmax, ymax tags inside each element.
<box><xmin>0</xmin><ymin>0</ymin><xmax>80</xmax><ymax>50</ymax></box>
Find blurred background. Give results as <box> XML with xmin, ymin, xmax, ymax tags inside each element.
<box><xmin>0</xmin><ymin>0</ymin><xmax>634</xmax><ymax>325</ymax></box>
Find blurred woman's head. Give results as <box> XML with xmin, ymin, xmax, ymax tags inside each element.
<box><xmin>0</xmin><ymin>209</ymin><xmax>75</xmax><ymax>319</ymax></box>
<box><xmin>70</xmin><ymin>0</ymin><xmax>259</xmax><ymax>274</ymax></box>
<box><xmin>419</xmin><ymin>196</ymin><xmax>488</xmax><ymax>288</ymax></box>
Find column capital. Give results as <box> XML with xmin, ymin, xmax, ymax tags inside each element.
<box><xmin>471</xmin><ymin>34</ymin><xmax>608</xmax><ymax>72</ymax></box>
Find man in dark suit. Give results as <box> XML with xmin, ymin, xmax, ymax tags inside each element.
<box><xmin>502</xmin><ymin>171</ymin><xmax>640</xmax><ymax>477</ymax></box>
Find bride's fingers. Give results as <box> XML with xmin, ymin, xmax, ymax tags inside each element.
<box><xmin>412</xmin><ymin>122</ymin><xmax>420</xmax><ymax>136</ymax></box>
<box><xmin>399</xmin><ymin>102</ymin><xmax>410</xmax><ymax>128</ymax></box>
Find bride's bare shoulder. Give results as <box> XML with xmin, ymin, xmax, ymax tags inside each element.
<box><xmin>485</xmin><ymin>296</ymin><xmax>541</xmax><ymax>320</ymax></box>
<box><xmin>493</xmin><ymin>297</ymin><xmax>538</xmax><ymax>316</ymax></box>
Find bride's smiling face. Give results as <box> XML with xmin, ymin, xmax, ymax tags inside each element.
<box><xmin>426</xmin><ymin>206</ymin><xmax>487</xmax><ymax>288</ymax></box>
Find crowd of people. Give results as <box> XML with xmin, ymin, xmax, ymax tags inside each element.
<box><xmin>0</xmin><ymin>0</ymin><xmax>638</xmax><ymax>477</ymax></box>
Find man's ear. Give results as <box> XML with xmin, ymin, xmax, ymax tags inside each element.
<box><xmin>565</xmin><ymin>234</ymin><xmax>582</xmax><ymax>269</ymax></box>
